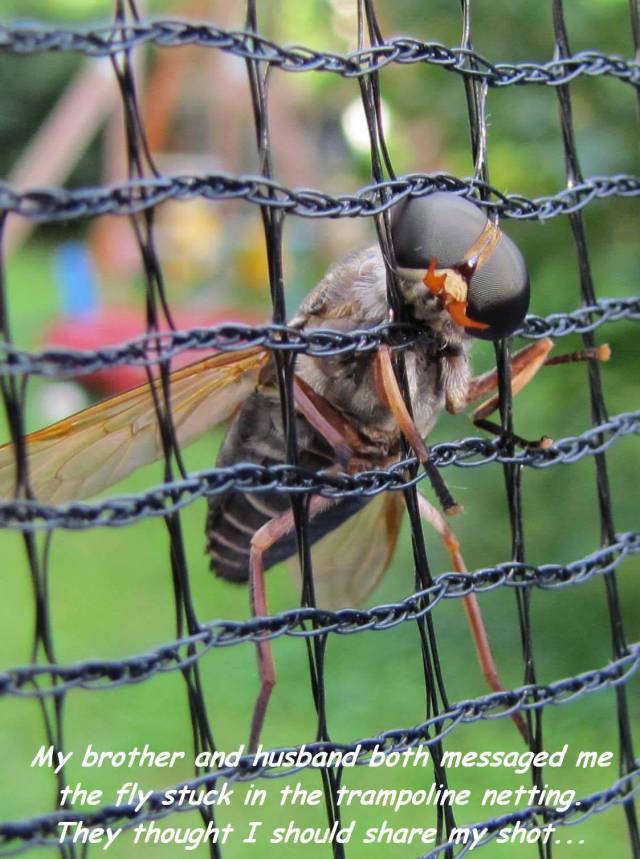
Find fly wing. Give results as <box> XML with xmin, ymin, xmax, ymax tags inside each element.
<box><xmin>291</xmin><ymin>492</ymin><xmax>405</xmax><ymax>609</ymax></box>
<box><xmin>0</xmin><ymin>347</ymin><xmax>268</xmax><ymax>503</ymax></box>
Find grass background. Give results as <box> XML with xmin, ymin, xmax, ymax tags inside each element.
<box><xmin>1</xmin><ymin>1</ymin><xmax>639</xmax><ymax>857</ymax></box>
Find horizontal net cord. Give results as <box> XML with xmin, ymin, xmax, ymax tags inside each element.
<box><xmin>0</xmin><ymin>171</ymin><xmax>638</xmax><ymax>223</ymax></box>
<box><xmin>0</xmin><ymin>20</ymin><xmax>638</xmax><ymax>88</ymax></box>
<box><xmin>1</xmin><ymin>531</ymin><xmax>637</xmax><ymax>698</ymax></box>
<box><xmin>0</xmin><ymin>296</ymin><xmax>636</xmax><ymax>378</ymax></box>
<box><xmin>1</xmin><ymin>642</ymin><xmax>639</xmax><ymax>851</ymax></box>
<box><xmin>419</xmin><ymin>764</ymin><xmax>640</xmax><ymax>859</ymax></box>
<box><xmin>1</xmin><ymin>410</ymin><xmax>638</xmax><ymax>532</ymax></box>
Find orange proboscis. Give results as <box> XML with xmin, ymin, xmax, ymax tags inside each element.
<box><xmin>447</xmin><ymin>300</ymin><xmax>490</xmax><ymax>331</ymax></box>
<box><xmin>423</xmin><ymin>258</ymin><xmax>489</xmax><ymax>331</ymax></box>
<box><xmin>423</xmin><ymin>258</ymin><xmax>447</xmax><ymax>294</ymax></box>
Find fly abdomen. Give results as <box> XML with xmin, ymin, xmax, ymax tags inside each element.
<box><xmin>206</xmin><ymin>488</ymin><xmax>290</xmax><ymax>582</ymax></box>
<box><xmin>205</xmin><ymin>387</ymin><xmax>288</xmax><ymax>582</ymax></box>
<box><xmin>205</xmin><ymin>387</ymin><xmax>366</xmax><ymax>583</ymax></box>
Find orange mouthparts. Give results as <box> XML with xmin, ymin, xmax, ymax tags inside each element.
<box><xmin>423</xmin><ymin>258</ymin><xmax>447</xmax><ymax>294</ymax></box>
<box><xmin>447</xmin><ymin>300</ymin><xmax>489</xmax><ymax>330</ymax></box>
<box><xmin>423</xmin><ymin>258</ymin><xmax>489</xmax><ymax>331</ymax></box>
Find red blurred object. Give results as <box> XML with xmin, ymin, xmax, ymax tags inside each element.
<box><xmin>43</xmin><ymin>307</ymin><xmax>266</xmax><ymax>396</ymax></box>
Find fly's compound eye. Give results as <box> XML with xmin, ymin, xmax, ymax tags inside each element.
<box><xmin>465</xmin><ymin>225</ymin><xmax>530</xmax><ymax>341</ymax></box>
<box><xmin>390</xmin><ymin>192</ymin><xmax>530</xmax><ymax>340</ymax></box>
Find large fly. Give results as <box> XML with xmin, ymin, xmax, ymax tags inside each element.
<box><xmin>0</xmin><ymin>192</ymin><xmax>610</xmax><ymax>748</ymax></box>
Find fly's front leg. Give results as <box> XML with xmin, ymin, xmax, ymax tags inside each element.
<box><xmin>471</xmin><ymin>339</ymin><xmax>555</xmax><ymax>449</ymax></box>
<box><xmin>416</xmin><ymin>493</ymin><xmax>529</xmax><ymax>744</ymax></box>
<box><xmin>293</xmin><ymin>376</ymin><xmax>370</xmax><ymax>467</ymax></box>
<box><xmin>375</xmin><ymin>345</ymin><xmax>461</xmax><ymax>516</ymax></box>
<box><xmin>452</xmin><ymin>337</ymin><xmax>610</xmax><ymax>447</ymax></box>
<box><xmin>248</xmin><ymin>495</ymin><xmax>337</xmax><ymax>752</ymax></box>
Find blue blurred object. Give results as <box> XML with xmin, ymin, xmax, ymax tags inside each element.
<box><xmin>54</xmin><ymin>242</ymin><xmax>99</xmax><ymax>317</ymax></box>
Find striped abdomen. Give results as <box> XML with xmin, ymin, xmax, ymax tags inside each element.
<box><xmin>205</xmin><ymin>388</ymin><xmax>367</xmax><ymax>582</ymax></box>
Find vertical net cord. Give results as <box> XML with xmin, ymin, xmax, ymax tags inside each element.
<box><xmin>459</xmin><ymin>6</ymin><xmax>551</xmax><ymax>859</ymax></box>
<box><xmin>0</xmin><ymin>210</ymin><xmax>76</xmax><ymax>859</ymax></box>
<box><xmin>552</xmin><ymin>2</ymin><xmax>640</xmax><ymax>853</ymax></box>
<box><xmin>630</xmin><ymin>0</ymin><xmax>640</xmax><ymax>115</ymax></box>
<box><xmin>242</xmin><ymin>5</ymin><xmax>343</xmax><ymax>852</ymax></box>
<box><xmin>110</xmin><ymin>5</ymin><xmax>222</xmax><ymax>854</ymax></box>
<box><xmin>356</xmin><ymin>1</ymin><xmax>459</xmax><ymax>850</ymax></box>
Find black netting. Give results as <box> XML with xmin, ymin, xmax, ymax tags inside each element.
<box><xmin>1</xmin><ymin>2</ymin><xmax>639</xmax><ymax>858</ymax></box>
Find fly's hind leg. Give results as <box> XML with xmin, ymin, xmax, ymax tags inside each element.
<box><xmin>416</xmin><ymin>493</ymin><xmax>529</xmax><ymax>743</ymax></box>
<box><xmin>451</xmin><ymin>337</ymin><xmax>610</xmax><ymax>447</ymax></box>
<box><xmin>248</xmin><ymin>495</ymin><xmax>337</xmax><ymax>752</ymax></box>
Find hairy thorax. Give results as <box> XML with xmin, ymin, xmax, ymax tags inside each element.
<box><xmin>291</xmin><ymin>245</ymin><xmax>473</xmax><ymax>450</ymax></box>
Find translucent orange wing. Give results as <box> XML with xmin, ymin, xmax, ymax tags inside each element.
<box><xmin>290</xmin><ymin>493</ymin><xmax>405</xmax><ymax>609</ymax></box>
<box><xmin>0</xmin><ymin>347</ymin><xmax>268</xmax><ymax>503</ymax></box>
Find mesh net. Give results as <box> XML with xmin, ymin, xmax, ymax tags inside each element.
<box><xmin>0</xmin><ymin>1</ymin><xmax>639</xmax><ymax>857</ymax></box>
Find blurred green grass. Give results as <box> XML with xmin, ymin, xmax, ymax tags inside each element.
<box><xmin>1</xmin><ymin>1</ymin><xmax>639</xmax><ymax>856</ymax></box>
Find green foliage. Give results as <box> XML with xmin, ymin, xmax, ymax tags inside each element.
<box><xmin>0</xmin><ymin>0</ymin><xmax>169</xmax><ymax>19</ymax></box>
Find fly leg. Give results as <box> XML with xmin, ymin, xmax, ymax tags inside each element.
<box><xmin>293</xmin><ymin>376</ymin><xmax>373</xmax><ymax>467</ymax></box>
<box><xmin>375</xmin><ymin>345</ymin><xmax>461</xmax><ymax>515</ymax></box>
<box><xmin>451</xmin><ymin>337</ymin><xmax>610</xmax><ymax>446</ymax></box>
<box><xmin>416</xmin><ymin>492</ymin><xmax>529</xmax><ymax>743</ymax></box>
<box><xmin>469</xmin><ymin>339</ymin><xmax>555</xmax><ymax>448</ymax></box>
<box><xmin>248</xmin><ymin>495</ymin><xmax>337</xmax><ymax>752</ymax></box>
